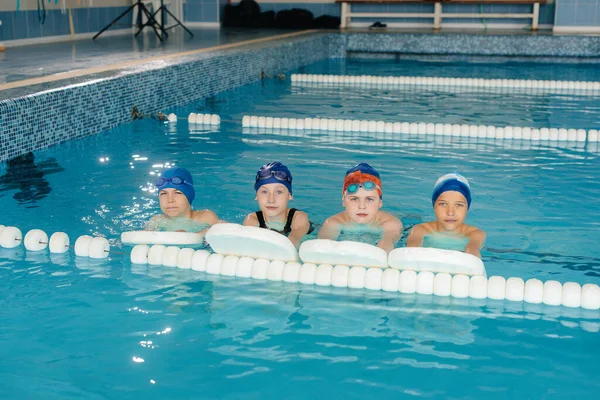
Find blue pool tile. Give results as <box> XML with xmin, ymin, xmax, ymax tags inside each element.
<box><xmin>50</xmin><ymin>9</ymin><xmax>70</xmax><ymax>36</ymax></box>
<box><xmin>0</xmin><ymin>11</ymin><xmax>15</xmax><ymax>41</ymax></box>
<box><xmin>12</xmin><ymin>10</ymin><xmax>28</xmax><ymax>40</ymax></box>
<box><xmin>574</xmin><ymin>5</ymin><xmax>597</xmax><ymax>26</ymax></box>
<box><xmin>556</xmin><ymin>1</ymin><xmax>577</xmax><ymax>26</ymax></box>
<box><xmin>184</xmin><ymin>4</ymin><xmax>202</xmax><ymax>22</ymax></box>
<box><xmin>202</xmin><ymin>1</ymin><xmax>219</xmax><ymax>22</ymax></box>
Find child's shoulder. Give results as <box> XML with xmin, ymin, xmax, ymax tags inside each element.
<box><xmin>324</xmin><ymin>211</ymin><xmax>348</xmax><ymax>225</ymax></box>
<box><xmin>292</xmin><ymin>208</ymin><xmax>309</xmax><ymax>219</ymax></box>
<box><xmin>243</xmin><ymin>211</ymin><xmax>259</xmax><ymax>226</ymax></box>
<box><xmin>192</xmin><ymin>209</ymin><xmax>219</xmax><ymax>224</ymax></box>
<box><xmin>463</xmin><ymin>224</ymin><xmax>485</xmax><ymax>237</ymax></box>
<box><xmin>376</xmin><ymin>210</ymin><xmax>401</xmax><ymax>223</ymax></box>
<box><xmin>412</xmin><ymin>221</ymin><xmax>437</xmax><ymax>233</ymax></box>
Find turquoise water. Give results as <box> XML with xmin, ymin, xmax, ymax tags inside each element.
<box><xmin>1</xmin><ymin>57</ymin><xmax>600</xmax><ymax>398</ymax></box>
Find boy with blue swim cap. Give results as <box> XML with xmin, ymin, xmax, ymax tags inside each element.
<box><xmin>243</xmin><ymin>161</ymin><xmax>313</xmax><ymax>248</ymax></box>
<box><xmin>407</xmin><ymin>173</ymin><xmax>486</xmax><ymax>258</ymax></box>
<box><xmin>146</xmin><ymin>167</ymin><xmax>219</xmax><ymax>233</ymax></box>
<box><xmin>318</xmin><ymin>163</ymin><xmax>403</xmax><ymax>253</ymax></box>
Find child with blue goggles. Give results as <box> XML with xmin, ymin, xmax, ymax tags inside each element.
<box><xmin>146</xmin><ymin>167</ymin><xmax>219</xmax><ymax>233</ymax></box>
<box><xmin>243</xmin><ymin>161</ymin><xmax>313</xmax><ymax>248</ymax></box>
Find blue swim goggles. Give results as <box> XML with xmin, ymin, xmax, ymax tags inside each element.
<box><xmin>155</xmin><ymin>176</ymin><xmax>193</xmax><ymax>187</ymax></box>
<box><xmin>255</xmin><ymin>169</ymin><xmax>291</xmax><ymax>183</ymax></box>
<box><xmin>346</xmin><ymin>181</ymin><xmax>379</xmax><ymax>194</ymax></box>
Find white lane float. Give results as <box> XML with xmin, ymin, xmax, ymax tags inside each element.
<box><xmin>241</xmin><ymin>114</ymin><xmax>597</xmax><ymax>143</ymax></box>
<box><xmin>290</xmin><ymin>73</ymin><xmax>600</xmax><ymax>94</ymax></box>
<box><xmin>0</xmin><ymin>226</ymin><xmax>71</xmax><ymax>254</ymax></box>
<box><xmin>121</xmin><ymin>231</ymin><xmax>205</xmax><ymax>246</ymax></box>
<box><xmin>126</xmin><ymin>224</ymin><xmax>600</xmax><ymax>311</ymax></box>
<box><xmin>2</xmin><ymin>224</ymin><xmax>597</xmax><ymax>312</ymax></box>
<box><xmin>187</xmin><ymin>113</ymin><xmax>221</xmax><ymax>125</ymax></box>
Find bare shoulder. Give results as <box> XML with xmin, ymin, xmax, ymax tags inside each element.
<box><xmin>412</xmin><ymin>222</ymin><xmax>436</xmax><ymax>235</ymax></box>
<box><xmin>322</xmin><ymin>211</ymin><xmax>346</xmax><ymax>226</ymax></box>
<box><xmin>377</xmin><ymin>210</ymin><xmax>402</xmax><ymax>225</ymax></box>
<box><xmin>465</xmin><ymin>225</ymin><xmax>486</xmax><ymax>239</ymax></box>
<box><xmin>192</xmin><ymin>209</ymin><xmax>219</xmax><ymax>225</ymax></box>
<box><xmin>292</xmin><ymin>210</ymin><xmax>309</xmax><ymax>224</ymax></box>
<box><xmin>243</xmin><ymin>212</ymin><xmax>259</xmax><ymax>226</ymax></box>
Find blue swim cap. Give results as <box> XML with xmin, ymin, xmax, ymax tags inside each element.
<box><xmin>432</xmin><ymin>173</ymin><xmax>471</xmax><ymax>209</ymax></box>
<box><xmin>345</xmin><ymin>162</ymin><xmax>381</xmax><ymax>179</ymax></box>
<box><xmin>254</xmin><ymin>161</ymin><xmax>293</xmax><ymax>195</ymax></box>
<box><xmin>156</xmin><ymin>167</ymin><xmax>196</xmax><ymax>205</ymax></box>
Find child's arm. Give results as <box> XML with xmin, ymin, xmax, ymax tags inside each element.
<box><xmin>317</xmin><ymin>216</ymin><xmax>342</xmax><ymax>241</ymax></box>
<box><xmin>464</xmin><ymin>228</ymin><xmax>486</xmax><ymax>259</ymax></box>
<box><xmin>406</xmin><ymin>224</ymin><xmax>427</xmax><ymax>247</ymax></box>
<box><xmin>377</xmin><ymin>214</ymin><xmax>403</xmax><ymax>253</ymax></box>
<box><xmin>287</xmin><ymin>211</ymin><xmax>310</xmax><ymax>248</ymax></box>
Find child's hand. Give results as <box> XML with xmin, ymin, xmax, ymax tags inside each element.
<box><xmin>377</xmin><ymin>237</ymin><xmax>395</xmax><ymax>253</ymax></box>
<box><xmin>465</xmin><ymin>244</ymin><xmax>481</xmax><ymax>259</ymax></box>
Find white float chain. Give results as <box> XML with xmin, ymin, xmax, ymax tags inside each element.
<box><xmin>241</xmin><ymin>115</ymin><xmax>598</xmax><ymax>143</ymax></box>
<box><xmin>290</xmin><ymin>73</ymin><xmax>600</xmax><ymax>93</ymax></box>
<box><xmin>0</xmin><ymin>227</ymin><xmax>112</xmax><ymax>258</ymax></box>
<box><xmin>131</xmin><ymin>244</ymin><xmax>600</xmax><ymax>311</ymax></box>
<box><xmin>187</xmin><ymin>113</ymin><xmax>221</xmax><ymax>125</ymax></box>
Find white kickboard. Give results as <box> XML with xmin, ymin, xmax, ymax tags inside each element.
<box><xmin>388</xmin><ymin>247</ymin><xmax>486</xmax><ymax>276</ymax></box>
<box><xmin>299</xmin><ymin>239</ymin><xmax>388</xmax><ymax>268</ymax></box>
<box><xmin>205</xmin><ymin>223</ymin><xmax>298</xmax><ymax>262</ymax></box>
<box><xmin>121</xmin><ymin>231</ymin><xmax>205</xmax><ymax>246</ymax></box>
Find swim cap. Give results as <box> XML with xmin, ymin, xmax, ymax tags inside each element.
<box><xmin>156</xmin><ymin>167</ymin><xmax>196</xmax><ymax>205</ymax></box>
<box><xmin>432</xmin><ymin>173</ymin><xmax>471</xmax><ymax>209</ymax></box>
<box><xmin>254</xmin><ymin>161</ymin><xmax>293</xmax><ymax>195</ymax></box>
<box><xmin>343</xmin><ymin>162</ymin><xmax>383</xmax><ymax>198</ymax></box>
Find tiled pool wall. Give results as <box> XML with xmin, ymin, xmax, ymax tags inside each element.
<box><xmin>0</xmin><ymin>32</ymin><xmax>331</xmax><ymax>162</ymax></box>
<box><xmin>337</xmin><ymin>32</ymin><xmax>600</xmax><ymax>57</ymax></box>
<box><xmin>2</xmin><ymin>30</ymin><xmax>600</xmax><ymax>163</ymax></box>
<box><xmin>2</xmin><ymin>0</ymin><xmax>600</xmax><ymax>43</ymax></box>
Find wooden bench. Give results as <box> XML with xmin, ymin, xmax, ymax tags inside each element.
<box><xmin>336</xmin><ymin>0</ymin><xmax>548</xmax><ymax>30</ymax></box>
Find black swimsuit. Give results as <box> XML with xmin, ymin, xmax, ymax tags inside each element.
<box><xmin>255</xmin><ymin>208</ymin><xmax>315</xmax><ymax>235</ymax></box>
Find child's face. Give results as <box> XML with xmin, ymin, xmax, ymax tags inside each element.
<box><xmin>434</xmin><ymin>191</ymin><xmax>468</xmax><ymax>231</ymax></box>
<box><xmin>255</xmin><ymin>183</ymin><xmax>292</xmax><ymax>220</ymax></box>
<box><xmin>342</xmin><ymin>187</ymin><xmax>382</xmax><ymax>224</ymax></box>
<box><xmin>159</xmin><ymin>188</ymin><xmax>191</xmax><ymax>218</ymax></box>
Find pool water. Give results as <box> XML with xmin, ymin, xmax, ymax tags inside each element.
<box><xmin>1</xmin><ymin>57</ymin><xmax>600</xmax><ymax>399</ymax></box>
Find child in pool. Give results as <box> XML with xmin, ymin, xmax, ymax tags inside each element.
<box><xmin>318</xmin><ymin>163</ymin><xmax>402</xmax><ymax>253</ymax></box>
<box><xmin>407</xmin><ymin>173</ymin><xmax>486</xmax><ymax>258</ymax></box>
<box><xmin>146</xmin><ymin>167</ymin><xmax>219</xmax><ymax>233</ymax></box>
<box><xmin>243</xmin><ymin>161</ymin><xmax>313</xmax><ymax>248</ymax></box>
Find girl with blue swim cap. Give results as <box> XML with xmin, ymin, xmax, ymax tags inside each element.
<box><xmin>146</xmin><ymin>167</ymin><xmax>219</xmax><ymax>233</ymax></box>
<box><xmin>243</xmin><ymin>161</ymin><xmax>313</xmax><ymax>248</ymax></box>
<box><xmin>318</xmin><ymin>163</ymin><xmax>403</xmax><ymax>253</ymax></box>
<box><xmin>407</xmin><ymin>173</ymin><xmax>486</xmax><ymax>258</ymax></box>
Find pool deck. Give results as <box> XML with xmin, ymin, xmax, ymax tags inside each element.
<box><xmin>0</xmin><ymin>27</ymin><xmax>308</xmax><ymax>96</ymax></box>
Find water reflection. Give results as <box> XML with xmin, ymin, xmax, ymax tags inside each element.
<box><xmin>0</xmin><ymin>152</ymin><xmax>64</xmax><ymax>207</ymax></box>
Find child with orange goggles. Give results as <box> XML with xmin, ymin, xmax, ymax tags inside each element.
<box><xmin>318</xmin><ymin>163</ymin><xmax>402</xmax><ymax>253</ymax></box>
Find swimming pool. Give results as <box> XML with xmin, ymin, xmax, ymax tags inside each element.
<box><xmin>1</xmin><ymin>56</ymin><xmax>600</xmax><ymax>399</ymax></box>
